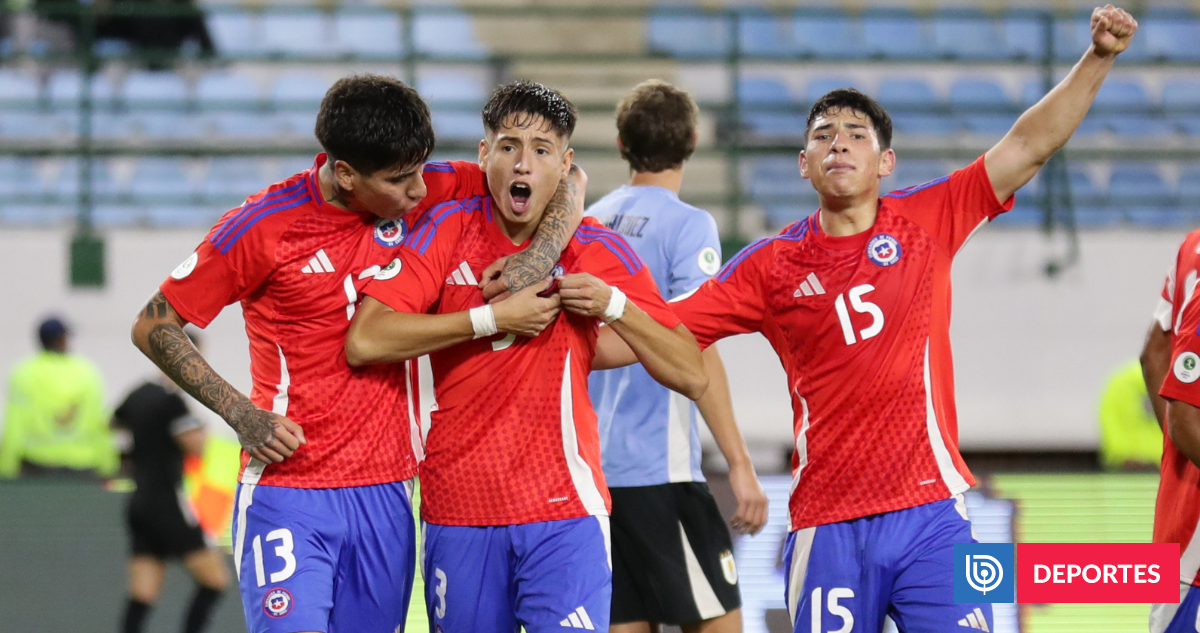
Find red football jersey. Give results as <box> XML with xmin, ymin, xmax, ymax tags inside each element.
<box><xmin>159</xmin><ymin>156</ymin><xmax>486</xmax><ymax>488</ymax></box>
<box><xmin>1153</xmin><ymin>227</ymin><xmax>1200</xmax><ymax>587</ymax></box>
<box><xmin>364</xmin><ymin>206</ymin><xmax>681</xmax><ymax>526</ymax></box>
<box><xmin>673</xmin><ymin>156</ymin><xmax>1011</xmax><ymax>530</ymax></box>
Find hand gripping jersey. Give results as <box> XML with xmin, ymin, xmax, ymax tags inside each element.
<box><xmin>1153</xmin><ymin>227</ymin><xmax>1200</xmax><ymax>587</ymax></box>
<box><xmin>363</xmin><ymin>206</ymin><xmax>681</xmax><ymax>526</ymax></box>
<box><xmin>159</xmin><ymin>156</ymin><xmax>486</xmax><ymax>488</ymax></box>
<box><xmin>673</xmin><ymin>156</ymin><xmax>1011</xmax><ymax>530</ymax></box>
<box><xmin>586</xmin><ymin>185</ymin><xmax>722</xmax><ymax>487</ymax></box>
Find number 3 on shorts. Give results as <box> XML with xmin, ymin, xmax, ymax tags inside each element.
<box><xmin>433</xmin><ymin>568</ymin><xmax>448</xmax><ymax>618</ymax></box>
<box><xmin>251</xmin><ymin>528</ymin><xmax>297</xmax><ymax>588</ymax></box>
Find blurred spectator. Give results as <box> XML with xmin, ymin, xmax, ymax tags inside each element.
<box><xmin>94</xmin><ymin>0</ymin><xmax>215</xmax><ymax>62</ymax></box>
<box><xmin>1099</xmin><ymin>358</ymin><xmax>1164</xmax><ymax>471</ymax></box>
<box><xmin>112</xmin><ymin>328</ymin><xmax>227</xmax><ymax>633</ymax></box>
<box><xmin>0</xmin><ymin>316</ymin><xmax>117</xmax><ymax>478</ymax></box>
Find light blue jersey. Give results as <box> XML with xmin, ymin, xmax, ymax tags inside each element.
<box><xmin>586</xmin><ymin>185</ymin><xmax>722</xmax><ymax>487</ymax></box>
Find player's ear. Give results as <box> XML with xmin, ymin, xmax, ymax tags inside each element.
<box><xmin>799</xmin><ymin>150</ymin><xmax>810</xmax><ymax>180</ymax></box>
<box><xmin>477</xmin><ymin>138</ymin><xmax>489</xmax><ymax>168</ymax></box>
<box><xmin>561</xmin><ymin>147</ymin><xmax>574</xmax><ymax>177</ymax></box>
<box><xmin>878</xmin><ymin>148</ymin><xmax>896</xmax><ymax>179</ymax></box>
<box><xmin>334</xmin><ymin>160</ymin><xmax>358</xmax><ymax>192</ymax></box>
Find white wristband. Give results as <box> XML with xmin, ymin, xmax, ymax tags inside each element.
<box><xmin>469</xmin><ymin>305</ymin><xmax>498</xmax><ymax>339</ymax></box>
<box><xmin>603</xmin><ymin>287</ymin><xmax>627</xmax><ymax>324</ymax></box>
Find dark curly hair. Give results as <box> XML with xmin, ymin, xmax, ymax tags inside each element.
<box><xmin>482</xmin><ymin>80</ymin><xmax>577</xmax><ymax>140</ymax></box>
<box><xmin>805</xmin><ymin>88</ymin><xmax>893</xmax><ymax>150</ymax></box>
<box><xmin>315</xmin><ymin>74</ymin><xmax>435</xmax><ymax>175</ymax></box>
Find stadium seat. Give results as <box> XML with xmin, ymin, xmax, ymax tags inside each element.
<box><xmin>1072</xmin><ymin>206</ymin><xmax>1125</xmax><ymax>227</ymax></box>
<box><xmin>1144</xmin><ymin>17</ymin><xmax>1200</xmax><ymax>61</ymax></box>
<box><xmin>878</xmin><ymin>78</ymin><xmax>937</xmax><ymax>108</ymax></box>
<box><xmin>130</xmin><ymin>158</ymin><xmax>195</xmax><ymax>200</ymax></box>
<box><xmin>1109</xmin><ymin>164</ymin><xmax>1173</xmax><ymax>206</ymax></box>
<box><xmin>138</xmin><ymin>112</ymin><xmax>209</xmax><ymax>140</ymax></box>
<box><xmin>1052</xmin><ymin>18</ymin><xmax>1091</xmax><ymax>62</ymax></box>
<box><xmin>1106</xmin><ymin>115</ymin><xmax>1177</xmax><ymax>138</ymax></box>
<box><xmin>41</xmin><ymin>158</ymin><xmax>81</xmax><ymax>199</ymax></box>
<box><xmin>1164</xmin><ymin>79</ymin><xmax>1200</xmax><ymax>110</ymax></box>
<box><xmin>92</xmin><ymin>159</ymin><xmax>137</xmax><ymax>199</ymax></box>
<box><xmin>805</xmin><ymin>78</ymin><xmax>864</xmax><ymax>104</ymax></box>
<box><xmin>892</xmin><ymin>114</ymin><xmax>955</xmax><ymax>136</ymax></box>
<box><xmin>278</xmin><ymin>112</ymin><xmax>318</xmax><ymax>139</ymax></box>
<box><xmin>148</xmin><ymin>207</ymin><xmax>220</xmax><ymax>227</ymax></box>
<box><xmin>741</xmin><ymin>113</ymin><xmax>806</xmax><ymax>139</ymax></box>
<box><xmin>890</xmin><ymin>160</ymin><xmax>947</xmax><ymax>190</ymax></box>
<box><xmin>271</xmin><ymin>74</ymin><xmax>333</xmax><ymax>109</ymax></box>
<box><xmin>432</xmin><ymin>112</ymin><xmax>485</xmax><ymax>141</ymax></box>
<box><xmin>1126</xmin><ymin>207</ymin><xmax>1191</xmax><ymax>227</ymax></box>
<box><xmin>416</xmin><ymin>73</ymin><xmax>488</xmax><ymax>106</ymax></box>
<box><xmin>861</xmin><ymin>10</ymin><xmax>932</xmax><ymax>59</ymax></box>
<box><xmin>932</xmin><ymin>11</ymin><xmax>1005</xmax><ymax>60</ymax></box>
<box><xmin>991</xmin><ymin>205</ymin><xmax>1043</xmax><ymax>226</ymax></box>
<box><xmin>0</xmin><ymin>69</ymin><xmax>40</xmax><ymax>102</ymax></box>
<box><xmin>948</xmin><ymin>79</ymin><xmax>1011</xmax><ymax>109</ymax></box>
<box><xmin>0</xmin><ymin>158</ymin><xmax>35</xmax><ymax>197</ymax></box>
<box><xmin>206</xmin><ymin>12</ymin><xmax>265</xmax><ymax>57</ymax></box>
<box><xmin>414</xmin><ymin>12</ymin><xmax>490</xmax><ymax>58</ymax></box>
<box><xmin>0</xmin><ymin>205</ymin><xmax>75</xmax><ymax>226</ymax></box>
<box><xmin>123</xmin><ymin>71</ymin><xmax>189</xmax><ymax>106</ymax></box>
<box><xmin>763</xmin><ymin>205</ymin><xmax>811</xmax><ymax>228</ymax></box>
<box><xmin>747</xmin><ymin>157</ymin><xmax>807</xmax><ymax>202</ymax></box>
<box><xmin>211</xmin><ymin>112</ymin><xmax>284</xmax><ymax>140</ymax></box>
<box><xmin>738</xmin><ymin>11</ymin><xmax>789</xmax><ymax>57</ymax></box>
<box><xmin>1179</xmin><ymin>165</ymin><xmax>1200</xmax><ymax>201</ymax></box>
<box><xmin>1173</xmin><ymin>116</ymin><xmax>1200</xmax><ymax>137</ymax></box>
<box><xmin>0</xmin><ymin>113</ymin><xmax>76</xmax><ymax>140</ymax></box>
<box><xmin>94</xmin><ymin>205</ymin><xmax>147</xmax><ymax>227</ymax></box>
<box><xmin>262</xmin><ymin>13</ymin><xmax>333</xmax><ymax>57</ymax></box>
<box><xmin>793</xmin><ymin>15</ymin><xmax>866</xmax><ymax>59</ymax></box>
<box><xmin>1002</xmin><ymin>16</ymin><xmax>1048</xmax><ymax>61</ymax></box>
<box><xmin>196</xmin><ymin>71</ymin><xmax>261</xmax><ymax>107</ymax></box>
<box><xmin>49</xmin><ymin>71</ymin><xmax>118</xmax><ymax>110</ymax></box>
<box><xmin>739</xmin><ymin>78</ymin><xmax>791</xmax><ymax>105</ymax></box>
<box><xmin>203</xmin><ymin>157</ymin><xmax>272</xmax><ymax>199</ymax></box>
<box><xmin>91</xmin><ymin>113</ymin><xmax>141</xmax><ymax>140</ymax></box>
<box><xmin>1092</xmin><ymin>79</ymin><xmax>1150</xmax><ymax>114</ymax></box>
<box><xmin>1065</xmin><ymin>167</ymin><xmax>1103</xmax><ymax>206</ymax></box>
<box><xmin>334</xmin><ymin>13</ymin><xmax>404</xmax><ymax>58</ymax></box>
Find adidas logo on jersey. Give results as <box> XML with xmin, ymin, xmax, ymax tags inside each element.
<box><xmin>301</xmin><ymin>249</ymin><xmax>336</xmax><ymax>274</ymax></box>
<box><xmin>957</xmin><ymin>607</ymin><xmax>990</xmax><ymax>631</ymax></box>
<box><xmin>559</xmin><ymin>606</ymin><xmax>595</xmax><ymax>630</ymax></box>
<box><xmin>445</xmin><ymin>261</ymin><xmax>479</xmax><ymax>286</ymax></box>
<box><xmin>794</xmin><ymin>272</ymin><xmax>826</xmax><ymax>297</ymax></box>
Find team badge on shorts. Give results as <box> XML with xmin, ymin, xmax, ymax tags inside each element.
<box><xmin>867</xmin><ymin>234</ymin><xmax>902</xmax><ymax>267</ymax></box>
<box><xmin>263</xmin><ymin>588</ymin><xmax>294</xmax><ymax>618</ymax></box>
<box><xmin>374</xmin><ymin>217</ymin><xmax>406</xmax><ymax>247</ymax></box>
<box><xmin>719</xmin><ymin>550</ymin><xmax>738</xmax><ymax>584</ymax></box>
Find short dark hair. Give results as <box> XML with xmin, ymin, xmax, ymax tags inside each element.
<box><xmin>482</xmin><ymin>80</ymin><xmax>577</xmax><ymax>141</ymax></box>
<box><xmin>315</xmin><ymin>74</ymin><xmax>434</xmax><ymax>176</ymax></box>
<box><xmin>805</xmin><ymin>88</ymin><xmax>893</xmax><ymax>150</ymax></box>
<box><xmin>615</xmin><ymin>80</ymin><xmax>698</xmax><ymax>173</ymax></box>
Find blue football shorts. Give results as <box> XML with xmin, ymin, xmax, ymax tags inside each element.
<box><xmin>231</xmin><ymin>478</ymin><xmax>416</xmax><ymax>633</ymax></box>
<box><xmin>1151</xmin><ymin>583</ymin><xmax>1200</xmax><ymax>633</ymax></box>
<box><xmin>422</xmin><ymin>515</ymin><xmax>612</xmax><ymax>633</ymax></box>
<box><xmin>783</xmin><ymin>495</ymin><xmax>992</xmax><ymax>633</ymax></box>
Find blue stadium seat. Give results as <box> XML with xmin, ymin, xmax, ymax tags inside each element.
<box><xmin>763</xmin><ymin>206</ymin><xmax>811</xmax><ymax>228</ymax></box>
<box><xmin>890</xmin><ymin>160</ymin><xmax>947</xmax><ymax>190</ymax></box>
<box><xmin>40</xmin><ymin>159</ymin><xmax>81</xmax><ymax>199</ymax></box>
<box><xmin>91</xmin><ymin>113</ymin><xmax>140</xmax><ymax>140</ymax></box>
<box><xmin>878</xmin><ymin>78</ymin><xmax>937</xmax><ymax>107</ymax></box>
<box><xmin>1020</xmin><ymin>79</ymin><xmax>1053</xmax><ymax>107</ymax></box>
<box><xmin>1180</xmin><ymin>165</ymin><xmax>1200</xmax><ymax>200</ymax></box>
<box><xmin>130</xmin><ymin>158</ymin><xmax>194</xmax><ymax>199</ymax></box>
<box><xmin>1144</xmin><ymin>18</ymin><xmax>1200</xmax><ymax>61</ymax></box>
<box><xmin>48</xmin><ymin>71</ymin><xmax>118</xmax><ymax>110</ymax></box>
<box><xmin>0</xmin><ymin>113</ymin><xmax>75</xmax><ymax>140</ymax></box>
<box><xmin>138</xmin><ymin>113</ymin><xmax>207</xmax><ymax>140</ymax></box>
<box><xmin>432</xmin><ymin>112</ymin><xmax>485</xmax><ymax>141</ymax></box>
<box><xmin>94</xmin><ymin>205</ymin><xmax>147</xmax><ymax>227</ymax></box>
<box><xmin>892</xmin><ymin>114</ymin><xmax>955</xmax><ymax>136</ymax></box>
<box><xmin>1073</xmin><ymin>206</ymin><xmax>1125</xmax><ymax>227</ymax></box>
<box><xmin>278</xmin><ymin>112</ymin><xmax>317</xmax><ymax>139</ymax></box>
<box><xmin>1126</xmin><ymin>207</ymin><xmax>1191</xmax><ymax>227</ymax></box>
<box><xmin>262</xmin><ymin>14</ymin><xmax>332</xmax><ymax>57</ymax></box>
<box><xmin>417</xmin><ymin>74</ymin><xmax>488</xmax><ymax>106</ymax></box>
<box><xmin>804</xmin><ymin>78</ymin><xmax>863</xmax><ymax>104</ymax></box>
<box><xmin>414</xmin><ymin>12</ymin><xmax>489</xmax><ymax>58</ymax></box>
<box><xmin>92</xmin><ymin>160</ymin><xmax>135</xmax><ymax>199</ymax></box>
<box><xmin>741</xmin><ymin>113</ymin><xmax>806</xmax><ymax>139</ymax></box>
<box><xmin>647</xmin><ymin>10</ymin><xmax>731</xmax><ymax>58</ymax></box>
<box><xmin>738</xmin><ymin>12</ymin><xmax>789</xmax><ymax>57</ymax></box>
<box><xmin>1066</xmin><ymin>167</ymin><xmax>1102</xmax><ymax>206</ymax></box>
<box><xmin>206</xmin><ymin>12</ymin><xmax>265</xmax><ymax>57</ymax></box>
<box><xmin>1164</xmin><ymin>79</ymin><xmax>1200</xmax><ymax>110</ymax></box>
<box><xmin>1110</xmin><ymin>164</ymin><xmax>1173</xmax><ymax>205</ymax></box>
<box><xmin>149</xmin><ymin>207</ymin><xmax>220</xmax><ymax>227</ymax></box>
<box><xmin>1052</xmin><ymin>18</ymin><xmax>1091</xmax><ymax>62</ymax></box>
<box><xmin>123</xmin><ymin>71</ymin><xmax>188</xmax><ymax>106</ymax></box>
<box><xmin>739</xmin><ymin>78</ymin><xmax>791</xmax><ymax>105</ymax></box>
<box><xmin>861</xmin><ymin>11</ymin><xmax>932</xmax><ymax>59</ymax></box>
<box><xmin>335</xmin><ymin>13</ymin><xmax>404</xmax><ymax>57</ymax></box>
<box><xmin>1106</xmin><ymin>115</ymin><xmax>1177</xmax><ymax>138</ymax></box>
<box><xmin>793</xmin><ymin>15</ymin><xmax>866</xmax><ymax>59</ymax></box>
<box><xmin>991</xmin><ymin>205</ymin><xmax>1043</xmax><ymax>226</ymax></box>
<box><xmin>1002</xmin><ymin>16</ymin><xmax>1048</xmax><ymax>60</ymax></box>
<box><xmin>932</xmin><ymin>12</ymin><xmax>1005</xmax><ymax>60</ymax></box>
<box><xmin>949</xmin><ymin>79</ymin><xmax>1011</xmax><ymax>109</ymax></box>
<box><xmin>0</xmin><ymin>158</ymin><xmax>35</xmax><ymax>197</ymax></box>
<box><xmin>747</xmin><ymin>157</ymin><xmax>807</xmax><ymax>201</ymax></box>
<box><xmin>1092</xmin><ymin>79</ymin><xmax>1149</xmax><ymax>113</ymax></box>
<box><xmin>203</xmin><ymin>158</ymin><xmax>271</xmax><ymax>199</ymax></box>
<box><xmin>0</xmin><ymin>205</ymin><xmax>75</xmax><ymax>226</ymax></box>
<box><xmin>272</xmin><ymin>74</ymin><xmax>333</xmax><ymax>108</ymax></box>
<box><xmin>0</xmin><ymin>69</ymin><xmax>40</xmax><ymax>102</ymax></box>
<box><xmin>1173</xmin><ymin>116</ymin><xmax>1200</xmax><ymax>137</ymax></box>
<box><xmin>197</xmin><ymin>71</ymin><xmax>261</xmax><ymax>107</ymax></box>
<box><xmin>212</xmin><ymin>113</ymin><xmax>287</xmax><ymax>140</ymax></box>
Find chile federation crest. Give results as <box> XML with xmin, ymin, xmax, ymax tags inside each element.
<box><xmin>866</xmin><ymin>234</ymin><xmax>902</xmax><ymax>267</ymax></box>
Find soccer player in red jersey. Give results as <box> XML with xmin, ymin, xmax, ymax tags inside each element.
<box><xmin>344</xmin><ymin>81</ymin><xmax>707</xmax><ymax>633</ymax></box>
<box><xmin>646</xmin><ymin>7</ymin><xmax>1138</xmax><ymax>631</ymax></box>
<box><xmin>1141</xmin><ymin>229</ymin><xmax>1200</xmax><ymax>633</ymax></box>
<box><xmin>130</xmin><ymin>75</ymin><xmax>581</xmax><ymax>633</ymax></box>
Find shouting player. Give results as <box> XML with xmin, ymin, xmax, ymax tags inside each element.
<box><xmin>131</xmin><ymin>74</ymin><xmax>581</xmax><ymax>633</ymax></box>
<box><xmin>587</xmin><ymin>79</ymin><xmax>766</xmax><ymax>633</ymax></box>
<box><xmin>344</xmin><ymin>80</ymin><xmax>707</xmax><ymax>633</ymax></box>
<box><xmin>633</xmin><ymin>7</ymin><xmax>1137</xmax><ymax>632</ymax></box>
<box><xmin>1140</xmin><ymin>230</ymin><xmax>1200</xmax><ymax>633</ymax></box>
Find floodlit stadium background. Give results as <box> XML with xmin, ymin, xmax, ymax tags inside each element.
<box><xmin>0</xmin><ymin>1</ymin><xmax>1190</xmax><ymax>631</ymax></box>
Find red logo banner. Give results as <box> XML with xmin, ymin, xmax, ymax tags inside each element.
<box><xmin>1016</xmin><ymin>543</ymin><xmax>1180</xmax><ymax>603</ymax></box>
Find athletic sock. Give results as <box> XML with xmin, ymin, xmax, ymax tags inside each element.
<box><xmin>122</xmin><ymin>598</ymin><xmax>152</xmax><ymax>633</ymax></box>
<box><xmin>182</xmin><ymin>586</ymin><xmax>222</xmax><ymax>633</ymax></box>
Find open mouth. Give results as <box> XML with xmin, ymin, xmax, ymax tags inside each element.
<box><xmin>510</xmin><ymin>182</ymin><xmax>532</xmax><ymax>213</ymax></box>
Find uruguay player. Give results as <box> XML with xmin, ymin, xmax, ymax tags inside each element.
<box><xmin>587</xmin><ymin>80</ymin><xmax>767</xmax><ymax>633</ymax></box>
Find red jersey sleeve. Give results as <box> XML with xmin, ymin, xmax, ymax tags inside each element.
<box><xmin>363</xmin><ymin>201</ymin><xmax>470</xmax><ymax>313</ymax></box>
<box><xmin>412</xmin><ymin>161</ymin><xmax>488</xmax><ymax>217</ymax></box>
<box><xmin>159</xmin><ymin>204</ymin><xmax>280</xmax><ymax>328</ymax></box>
<box><xmin>575</xmin><ymin>221</ymin><xmax>679</xmax><ymax>329</ymax></box>
<box><xmin>670</xmin><ymin>236</ymin><xmax>772</xmax><ymax>348</ymax></box>
<box><xmin>887</xmin><ymin>155</ymin><xmax>1013</xmax><ymax>257</ymax></box>
<box><xmin>1160</xmin><ymin>293</ymin><xmax>1200</xmax><ymax>408</ymax></box>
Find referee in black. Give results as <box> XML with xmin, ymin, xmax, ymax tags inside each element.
<box><xmin>114</xmin><ymin>329</ymin><xmax>228</xmax><ymax>633</ymax></box>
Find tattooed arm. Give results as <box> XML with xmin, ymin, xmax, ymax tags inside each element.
<box><xmin>131</xmin><ymin>292</ymin><xmax>305</xmax><ymax>463</ymax></box>
<box><xmin>481</xmin><ymin>164</ymin><xmax>587</xmax><ymax>301</ymax></box>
